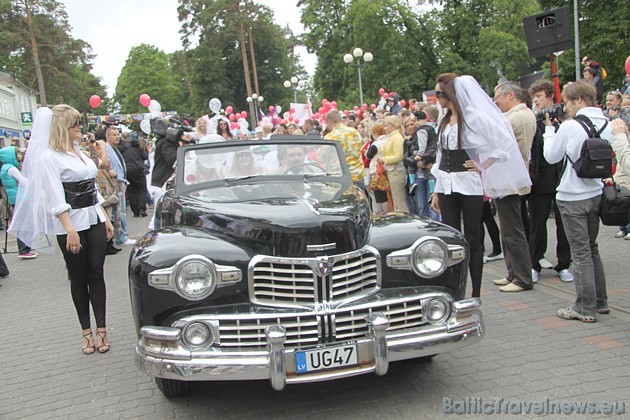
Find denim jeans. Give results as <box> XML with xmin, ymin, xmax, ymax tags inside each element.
<box><xmin>556</xmin><ymin>196</ymin><xmax>608</xmax><ymax>316</ymax></box>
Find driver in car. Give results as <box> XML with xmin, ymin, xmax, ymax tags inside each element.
<box><xmin>274</xmin><ymin>145</ymin><xmax>307</xmax><ymax>174</ymax></box>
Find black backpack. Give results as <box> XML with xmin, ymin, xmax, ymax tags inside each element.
<box><xmin>567</xmin><ymin>115</ymin><xmax>612</xmax><ymax>179</ymax></box>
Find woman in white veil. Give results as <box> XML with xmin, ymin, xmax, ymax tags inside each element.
<box><xmin>430</xmin><ymin>73</ymin><xmax>530</xmax><ymax>298</ymax></box>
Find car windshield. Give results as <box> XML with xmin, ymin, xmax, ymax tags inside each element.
<box><xmin>179</xmin><ymin>139</ymin><xmax>348</xmax><ymax>202</ymax></box>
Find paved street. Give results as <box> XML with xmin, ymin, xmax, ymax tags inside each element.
<box><xmin>1</xmin><ymin>212</ymin><xmax>628</xmax><ymax>419</ymax></box>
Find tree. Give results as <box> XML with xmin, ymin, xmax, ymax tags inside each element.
<box><xmin>538</xmin><ymin>0</ymin><xmax>630</xmax><ymax>91</ymax></box>
<box><xmin>0</xmin><ymin>0</ymin><xmax>106</xmax><ymax>109</ymax></box>
<box><xmin>114</xmin><ymin>44</ymin><xmax>185</xmax><ymax>114</ymax></box>
<box><xmin>176</xmin><ymin>0</ymin><xmax>295</xmax><ymax>117</ymax></box>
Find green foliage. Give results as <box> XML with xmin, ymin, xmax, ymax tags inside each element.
<box><xmin>0</xmin><ymin>0</ymin><xmax>107</xmax><ymax>110</ymax></box>
<box><xmin>538</xmin><ymin>0</ymin><xmax>630</xmax><ymax>91</ymax></box>
<box><xmin>114</xmin><ymin>44</ymin><xmax>185</xmax><ymax>114</ymax></box>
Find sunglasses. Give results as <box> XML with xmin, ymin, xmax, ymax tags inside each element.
<box><xmin>435</xmin><ymin>90</ymin><xmax>447</xmax><ymax>99</ymax></box>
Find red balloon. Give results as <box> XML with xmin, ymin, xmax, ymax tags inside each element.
<box><xmin>343</xmin><ymin>110</ymin><xmax>349</xmax><ymax>115</ymax></box>
<box><xmin>382</xmin><ymin>94</ymin><xmax>389</xmax><ymax>100</ymax></box>
<box><xmin>290</xmin><ymin>107</ymin><xmax>295</xmax><ymax>114</ymax></box>
<box><xmin>139</xmin><ymin>94</ymin><xmax>151</xmax><ymax>107</ymax></box>
<box><xmin>288</xmin><ymin>115</ymin><xmax>294</xmax><ymax>122</ymax></box>
<box><xmin>353</xmin><ymin>105</ymin><xmax>359</xmax><ymax>111</ymax></box>
<box><xmin>370</xmin><ymin>104</ymin><xmax>376</xmax><ymax>110</ymax></box>
<box><xmin>400</xmin><ymin>99</ymin><xmax>406</xmax><ymax>107</ymax></box>
<box><xmin>331</xmin><ymin>101</ymin><xmax>338</xmax><ymax>108</ymax></box>
<box><xmin>89</xmin><ymin>95</ymin><xmax>101</xmax><ymax>108</ymax></box>
<box><xmin>225</xmin><ymin>106</ymin><xmax>234</xmax><ymax>114</ymax></box>
<box><xmin>294</xmin><ymin>119</ymin><xmax>300</xmax><ymax>124</ymax></box>
<box><xmin>379</xmin><ymin>88</ymin><xmax>385</xmax><ymax>96</ymax></box>
<box><xmin>241</xmin><ymin>111</ymin><xmax>247</xmax><ymax>119</ymax></box>
<box><xmin>229</xmin><ymin>114</ymin><xmax>235</xmax><ymax>121</ymax></box>
<box><xmin>626</xmin><ymin>55</ymin><xmax>630</xmax><ymax>77</ymax></box>
<box><xmin>322</xmin><ymin>99</ymin><xmax>328</xmax><ymax>106</ymax></box>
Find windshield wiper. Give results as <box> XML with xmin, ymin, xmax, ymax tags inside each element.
<box><xmin>303</xmin><ymin>171</ymin><xmax>343</xmax><ymax>179</ymax></box>
<box><xmin>223</xmin><ymin>175</ymin><xmax>259</xmax><ymax>185</ymax></box>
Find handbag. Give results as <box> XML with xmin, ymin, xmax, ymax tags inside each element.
<box><xmin>600</xmin><ymin>179</ymin><xmax>630</xmax><ymax>226</ymax></box>
<box><xmin>99</xmin><ymin>168</ymin><xmax>120</xmax><ymax>208</ymax></box>
<box><xmin>370</xmin><ymin>162</ymin><xmax>390</xmax><ymax>191</ymax></box>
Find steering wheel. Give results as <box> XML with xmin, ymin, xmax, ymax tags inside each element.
<box><xmin>282</xmin><ymin>162</ymin><xmax>325</xmax><ymax>175</ymax></box>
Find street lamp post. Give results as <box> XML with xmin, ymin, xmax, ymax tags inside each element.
<box><xmin>343</xmin><ymin>47</ymin><xmax>373</xmax><ymax>106</ymax></box>
<box><xmin>246</xmin><ymin>93</ymin><xmax>264</xmax><ymax>128</ymax></box>
<box><xmin>284</xmin><ymin>76</ymin><xmax>305</xmax><ymax>103</ymax></box>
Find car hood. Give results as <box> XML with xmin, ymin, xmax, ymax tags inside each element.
<box><xmin>179</xmin><ymin>187</ymin><xmax>371</xmax><ymax>257</ymax></box>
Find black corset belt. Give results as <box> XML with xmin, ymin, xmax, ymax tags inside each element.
<box><xmin>62</xmin><ymin>179</ymin><xmax>98</xmax><ymax>209</ymax></box>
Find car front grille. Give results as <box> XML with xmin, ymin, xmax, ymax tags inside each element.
<box><xmin>250</xmin><ymin>247</ymin><xmax>380</xmax><ymax>307</ymax></box>
<box><xmin>215</xmin><ymin>296</ymin><xmax>425</xmax><ymax>350</ymax></box>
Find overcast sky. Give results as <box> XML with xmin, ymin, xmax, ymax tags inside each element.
<box><xmin>59</xmin><ymin>0</ymin><xmax>314</xmax><ymax>96</ymax></box>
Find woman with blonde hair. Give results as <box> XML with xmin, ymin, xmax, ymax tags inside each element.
<box><xmin>9</xmin><ymin>105</ymin><xmax>115</xmax><ymax>354</ymax></box>
<box><xmin>377</xmin><ymin>115</ymin><xmax>409</xmax><ymax>212</ymax></box>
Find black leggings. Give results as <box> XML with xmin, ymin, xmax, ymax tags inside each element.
<box><xmin>57</xmin><ymin>222</ymin><xmax>107</xmax><ymax>330</ymax></box>
<box><xmin>481</xmin><ymin>200</ymin><xmax>501</xmax><ymax>255</ymax></box>
<box><xmin>438</xmin><ymin>193</ymin><xmax>484</xmax><ymax>297</ymax></box>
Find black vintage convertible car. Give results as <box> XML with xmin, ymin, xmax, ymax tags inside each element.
<box><xmin>129</xmin><ymin>136</ymin><xmax>484</xmax><ymax>398</ymax></box>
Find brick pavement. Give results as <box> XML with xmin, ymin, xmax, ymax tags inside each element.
<box><xmin>0</xmin><ymin>215</ymin><xmax>628</xmax><ymax>419</ymax></box>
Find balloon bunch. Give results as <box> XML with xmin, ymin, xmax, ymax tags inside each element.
<box><xmin>137</xmin><ymin>93</ymin><xmax>162</xmax><ymax>134</ymax></box>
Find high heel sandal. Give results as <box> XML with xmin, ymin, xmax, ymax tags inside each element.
<box><xmin>82</xmin><ymin>330</ymin><xmax>95</xmax><ymax>355</ymax></box>
<box><xmin>95</xmin><ymin>328</ymin><xmax>110</xmax><ymax>353</ymax></box>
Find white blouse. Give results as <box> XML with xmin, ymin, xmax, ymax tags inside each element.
<box><xmin>40</xmin><ymin>142</ymin><xmax>106</xmax><ymax>235</ymax></box>
<box><xmin>434</xmin><ymin>124</ymin><xmax>484</xmax><ymax>196</ymax></box>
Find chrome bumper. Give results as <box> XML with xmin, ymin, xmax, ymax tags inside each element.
<box><xmin>135</xmin><ymin>298</ymin><xmax>484</xmax><ymax>391</ymax></box>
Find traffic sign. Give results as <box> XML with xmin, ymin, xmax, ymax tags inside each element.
<box><xmin>21</xmin><ymin>112</ymin><xmax>33</xmax><ymax>126</ymax></box>
<box><xmin>23</xmin><ymin>130</ymin><xmax>31</xmax><ymax>140</ymax></box>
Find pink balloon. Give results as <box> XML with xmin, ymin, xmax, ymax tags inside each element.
<box><xmin>331</xmin><ymin>101</ymin><xmax>338</xmax><ymax>108</ymax></box>
<box><xmin>382</xmin><ymin>94</ymin><xmax>389</xmax><ymax>100</ymax></box>
<box><xmin>353</xmin><ymin>105</ymin><xmax>359</xmax><ymax>111</ymax></box>
<box><xmin>322</xmin><ymin>99</ymin><xmax>328</xmax><ymax>106</ymax></box>
<box><xmin>235</xmin><ymin>112</ymin><xmax>242</xmax><ymax>119</ymax></box>
<box><xmin>400</xmin><ymin>99</ymin><xmax>406</xmax><ymax>107</ymax></box>
<box><xmin>378</xmin><ymin>88</ymin><xmax>385</xmax><ymax>96</ymax></box>
<box><xmin>312</xmin><ymin>113</ymin><xmax>320</xmax><ymax>120</ymax></box>
<box><xmin>318</xmin><ymin>107</ymin><xmax>324</xmax><ymax>113</ymax></box>
<box><xmin>362</xmin><ymin>103</ymin><xmax>368</xmax><ymax>110</ymax></box>
<box><xmin>269</xmin><ymin>105</ymin><xmax>275</xmax><ymax>113</ymax></box>
<box><xmin>230</xmin><ymin>122</ymin><xmax>239</xmax><ymax>130</ymax></box>
<box><xmin>225</xmin><ymin>106</ymin><xmax>233</xmax><ymax>115</ymax></box>
<box><xmin>626</xmin><ymin>55</ymin><xmax>630</xmax><ymax>76</ymax></box>
<box><xmin>370</xmin><ymin>103</ymin><xmax>376</xmax><ymax>110</ymax></box>
<box><xmin>294</xmin><ymin>119</ymin><xmax>300</xmax><ymax>124</ymax></box>
<box><xmin>290</xmin><ymin>107</ymin><xmax>295</xmax><ymax>114</ymax></box>
<box><xmin>241</xmin><ymin>111</ymin><xmax>247</xmax><ymax>119</ymax></box>
<box><xmin>229</xmin><ymin>114</ymin><xmax>235</xmax><ymax>121</ymax></box>
<box><xmin>288</xmin><ymin>115</ymin><xmax>294</xmax><ymax>122</ymax></box>
<box><xmin>139</xmin><ymin>94</ymin><xmax>151</xmax><ymax>107</ymax></box>
<box><xmin>89</xmin><ymin>95</ymin><xmax>101</xmax><ymax>108</ymax></box>
<box><xmin>343</xmin><ymin>110</ymin><xmax>349</xmax><ymax>115</ymax></box>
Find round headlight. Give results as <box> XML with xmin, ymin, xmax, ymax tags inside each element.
<box><xmin>413</xmin><ymin>239</ymin><xmax>448</xmax><ymax>277</ymax></box>
<box><xmin>183</xmin><ymin>322</ymin><xmax>211</xmax><ymax>347</ymax></box>
<box><xmin>426</xmin><ymin>298</ymin><xmax>449</xmax><ymax>323</ymax></box>
<box><xmin>175</xmin><ymin>259</ymin><xmax>216</xmax><ymax>300</ymax></box>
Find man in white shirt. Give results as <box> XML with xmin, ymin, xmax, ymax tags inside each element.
<box><xmin>543</xmin><ymin>80</ymin><xmax>612</xmax><ymax>322</ymax></box>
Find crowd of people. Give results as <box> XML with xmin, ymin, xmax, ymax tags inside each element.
<box><xmin>1</xmin><ymin>61</ymin><xmax>629</xmax><ymax>354</ymax></box>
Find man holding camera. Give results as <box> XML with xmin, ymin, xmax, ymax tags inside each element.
<box><xmin>543</xmin><ymin>80</ymin><xmax>612</xmax><ymax>322</ymax></box>
<box><xmin>105</xmin><ymin>126</ymin><xmax>135</xmax><ymax>247</ymax></box>
<box><xmin>527</xmin><ymin>79</ymin><xmax>572</xmax><ymax>283</ymax></box>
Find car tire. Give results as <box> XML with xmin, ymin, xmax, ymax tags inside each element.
<box><xmin>155</xmin><ymin>377</ymin><xmax>190</xmax><ymax>399</ymax></box>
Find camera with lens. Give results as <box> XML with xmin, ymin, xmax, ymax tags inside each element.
<box><xmin>534</xmin><ymin>103</ymin><xmax>563</xmax><ymax>122</ymax></box>
<box><xmin>150</xmin><ymin>115</ymin><xmax>195</xmax><ymax>145</ymax></box>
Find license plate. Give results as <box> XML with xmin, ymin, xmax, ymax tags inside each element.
<box><xmin>295</xmin><ymin>343</ymin><xmax>358</xmax><ymax>374</ymax></box>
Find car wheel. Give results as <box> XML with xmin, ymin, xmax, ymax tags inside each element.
<box><xmin>155</xmin><ymin>377</ymin><xmax>190</xmax><ymax>399</ymax></box>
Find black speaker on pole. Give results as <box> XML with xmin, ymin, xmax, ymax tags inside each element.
<box><xmin>523</xmin><ymin>7</ymin><xmax>573</xmax><ymax>58</ymax></box>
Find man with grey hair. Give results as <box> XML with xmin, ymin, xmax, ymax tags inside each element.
<box><xmin>491</xmin><ymin>81</ymin><xmax>536</xmax><ymax>292</ymax></box>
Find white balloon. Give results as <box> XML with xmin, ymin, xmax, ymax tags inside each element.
<box><xmin>262</xmin><ymin>116</ymin><xmax>271</xmax><ymax>123</ymax></box>
<box><xmin>148</xmin><ymin>99</ymin><xmax>161</xmax><ymax>113</ymax></box>
<box><xmin>140</xmin><ymin>119</ymin><xmax>151</xmax><ymax>135</ymax></box>
<box><xmin>209</xmin><ymin>98</ymin><xmax>221</xmax><ymax>114</ymax></box>
<box><xmin>238</xmin><ymin>118</ymin><xmax>249</xmax><ymax>131</ymax></box>
<box><xmin>275</xmin><ymin>105</ymin><xmax>282</xmax><ymax>114</ymax></box>
<box><xmin>151</xmin><ymin>110</ymin><xmax>162</xmax><ymax>118</ymax></box>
